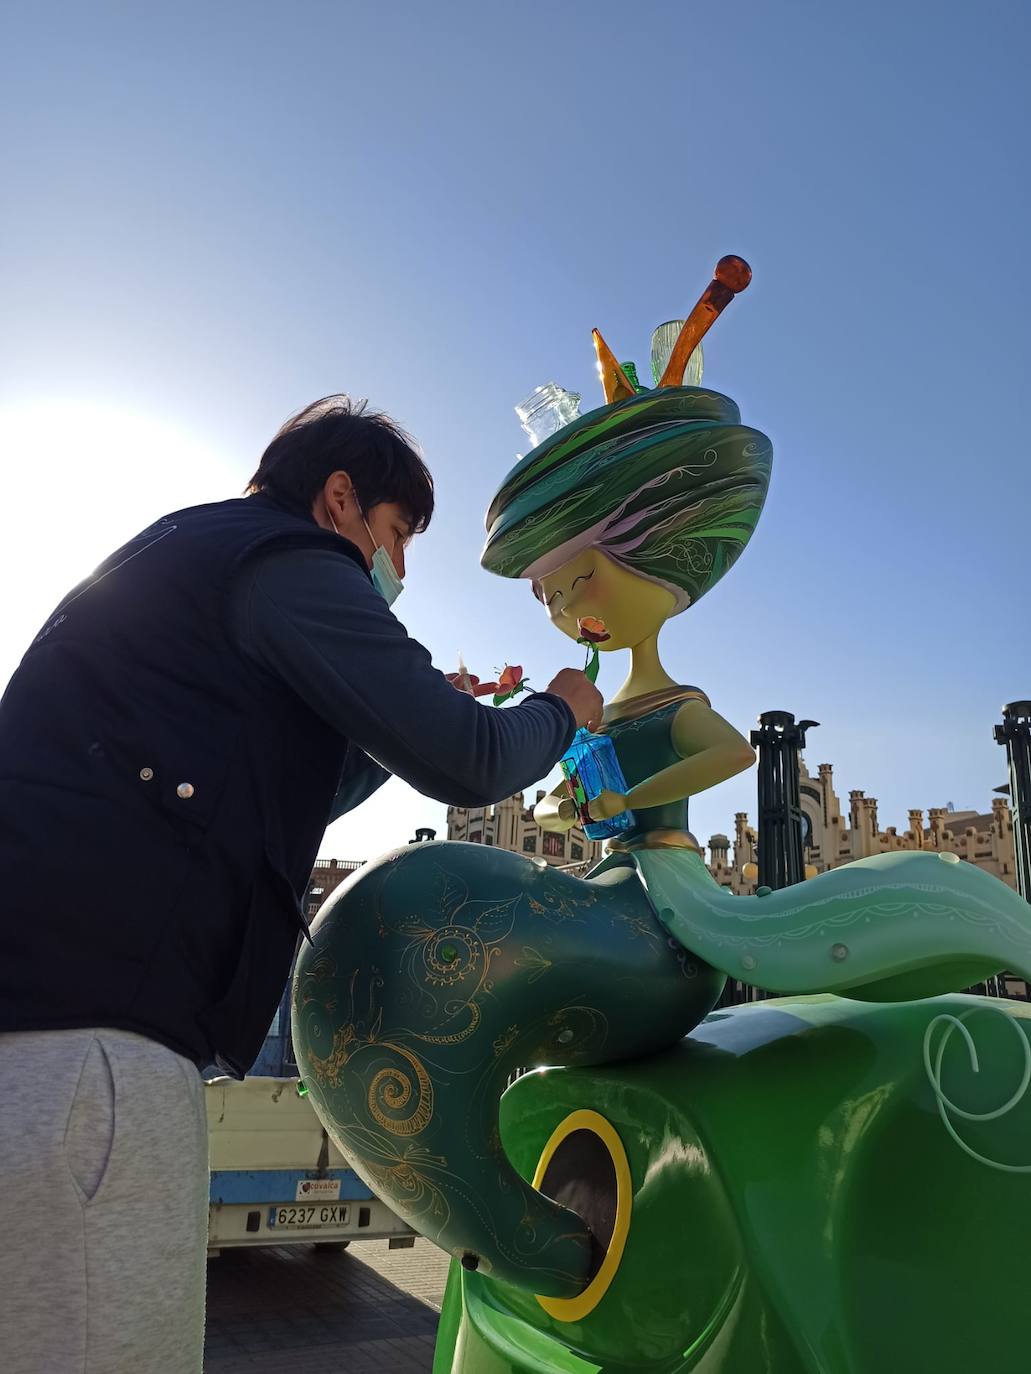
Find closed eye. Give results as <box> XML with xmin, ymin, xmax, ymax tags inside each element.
<box><xmin>571</xmin><ymin>571</ymin><xmax>595</xmax><ymax>591</ymax></box>
<box><xmin>545</xmin><ymin>589</ymin><xmax>563</xmax><ymax>608</ymax></box>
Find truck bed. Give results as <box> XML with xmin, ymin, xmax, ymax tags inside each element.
<box><xmin>205</xmin><ymin>1075</ymin><xmax>416</xmax><ymax>1254</ymax></box>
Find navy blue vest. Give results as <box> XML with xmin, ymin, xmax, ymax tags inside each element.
<box><xmin>0</xmin><ymin>494</ymin><xmax>363</xmax><ymax>1075</ymax></box>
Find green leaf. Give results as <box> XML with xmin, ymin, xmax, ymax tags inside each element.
<box><xmin>492</xmin><ymin>678</ymin><xmax>529</xmax><ymax>707</ymax></box>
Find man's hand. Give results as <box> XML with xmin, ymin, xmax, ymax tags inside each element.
<box><xmin>587</xmin><ymin>789</ymin><xmax>629</xmax><ymax>822</ymax></box>
<box><xmin>544</xmin><ymin>668</ymin><xmax>603</xmax><ymax>731</ymax></box>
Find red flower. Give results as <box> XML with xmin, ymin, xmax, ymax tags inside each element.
<box><xmin>493</xmin><ymin>663</ymin><xmax>530</xmax><ymax>705</ymax></box>
<box><xmin>496</xmin><ymin>664</ymin><xmax>524</xmax><ymax>693</ymax></box>
<box><xmin>577</xmin><ymin>616</ymin><xmax>610</xmax><ymax>644</ymax></box>
<box><xmin>445</xmin><ymin>671</ymin><xmax>499</xmax><ymax>697</ymax></box>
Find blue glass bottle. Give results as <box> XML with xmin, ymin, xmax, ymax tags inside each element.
<box><xmin>559</xmin><ymin>728</ymin><xmax>636</xmax><ymax>842</ymax></box>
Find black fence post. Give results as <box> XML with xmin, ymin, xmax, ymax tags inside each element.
<box><xmin>723</xmin><ymin>711</ymin><xmax>819</xmax><ymax>1004</ymax></box>
<box><xmin>995</xmin><ymin>702</ymin><xmax>1031</xmax><ymax>903</ymax></box>
<box><xmin>750</xmin><ymin>711</ymin><xmax>819</xmax><ymax>892</ymax></box>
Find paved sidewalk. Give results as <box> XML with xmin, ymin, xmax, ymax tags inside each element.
<box><xmin>204</xmin><ymin>1238</ymin><xmax>452</xmax><ymax>1373</ymax></box>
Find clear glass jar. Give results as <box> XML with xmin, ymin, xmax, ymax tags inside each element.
<box><xmin>515</xmin><ymin>383</ymin><xmax>582</xmax><ymax>447</ymax></box>
<box><xmin>650</xmin><ymin>321</ymin><xmax>704</xmax><ymax>387</ymax></box>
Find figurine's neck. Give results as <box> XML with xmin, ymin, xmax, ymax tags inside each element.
<box><xmin>612</xmin><ymin>635</ymin><xmax>678</xmax><ymax>703</ymax></box>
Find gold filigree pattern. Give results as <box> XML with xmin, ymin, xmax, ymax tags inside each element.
<box><xmin>514</xmin><ymin>946</ymin><xmax>553</xmax><ymax>983</ymax></box>
<box><xmin>340</xmin><ymin>1129</ymin><xmax>455</xmax><ymax>1228</ymax></box>
<box><xmin>416</xmin><ymin>998</ymin><xmax>482</xmax><ymax>1046</ymax></box>
<box><xmin>422</xmin><ymin>925</ymin><xmax>484</xmax><ymax>987</ymax></box>
<box><xmin>527</xmin><ymin>888</ymin><xmax>594</xmax><ymax>923</ymax></box>
<box><xmin>612</xmin><ymin>912</ymin><xmax>663</xmax><ymax>942</ymax></box>
<box><xmin>304</xmin><ymin>1023</ymin><xmax>356</xmax><ymax>1089</ymax></box>
<box><xmin>368</xmin><ymin>1045</ymin><xmax>434</xmax><ymax>1136</ymax></box>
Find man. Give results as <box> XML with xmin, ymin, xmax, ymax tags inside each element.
<box><xmin>0</xmin><ymin>395</ymin><xmax>601</xmax><ymax>1373</ymax></box>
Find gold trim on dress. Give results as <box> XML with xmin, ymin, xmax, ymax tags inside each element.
<box><xmin>606</xmin><ymin>828</ymin><xmax>703</xmax><ymax>855</ymax></box>
<box><xmin>601</xmin><ymin>684</ymin><xmax>710</xmax><ymax>727</ymax></box>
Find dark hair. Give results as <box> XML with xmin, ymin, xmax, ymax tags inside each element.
<box><xmin>246</xmin><ymin>395</ymin><xmax>434</xmax><ymax>532</ymax></box>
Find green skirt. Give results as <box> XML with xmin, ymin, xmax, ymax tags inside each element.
<box><xmin>633</xmin><ymin>846</ymin><xmax>1031</xmax><ymax>1000</ymax></box>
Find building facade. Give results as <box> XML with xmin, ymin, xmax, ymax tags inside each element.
<box><xmin>304</xmin><ymin>856</ymin><xmax>364</xmax><ymax>920</ymax></box>
<box><xmin>446</xmin><ymin>790</ymin><xmax>604</xmax><ymax>873</ymax></box>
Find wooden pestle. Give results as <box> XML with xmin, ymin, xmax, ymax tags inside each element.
<box><xmin>657</xmin><ymin>255</ymin><xmax>752</xmax><ymax>389</ymax></box>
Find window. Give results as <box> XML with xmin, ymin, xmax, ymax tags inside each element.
<box><xmin>469</xmin><ymin>831</ymin><xmax>482</xmax><ymax>845</ymax></box>
<box><xmin>310</xmin><ymin>885</ymin><xmax>324</xmax><ymax>896</ymax></box>
<box><xmin>522</xmin><ymin>834</ymin><xmax>537</xmax><ymax>853</ymax></box>
<box><xmin>571</xmin><ymin>843</ymin><xmax>583</xmax><ymax>860</ymax></box>
<box><xmin>307</xmin><ymin>901</ymin><xmax>319</xmax><ymax>916</ymax></box>
<box><xmin>543</xmin><ymin>832</ymin><xmax>564</xmax><ymax>858</ymax></box>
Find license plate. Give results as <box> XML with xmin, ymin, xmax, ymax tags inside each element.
<box><xmin>269</xmin><ymin>1204</ymin><xmax>350</xmax><ymax>1230</ymax></box>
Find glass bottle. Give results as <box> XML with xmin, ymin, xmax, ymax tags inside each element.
<box><xmin>650</xmin><ymin>321</ymin><xmax>704</xmax><ymax>388</ymax></box>
<box><xmin>559</xmin><ymin>728</ymin><xmax>636</xmax><ymax>842</ymax></box>
<box><xmin>620</xmin><ymin>361</ymin><xmax>647</xmax><ymax>392</ymax></box>
<box><xmin>515</xmin><ymin>383</ymin><xmax>582</xmax><ymax>447</ymax></box>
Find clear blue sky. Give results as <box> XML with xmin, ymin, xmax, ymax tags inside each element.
<box><xmin>2</xmin><ymin>1</ymin><xmax>1028</xmax><ymax>861</ymax></box>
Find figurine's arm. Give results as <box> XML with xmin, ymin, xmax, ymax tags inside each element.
<box><xmin>590</xmin><ymin>702</ymin><xmax>754</xmax><ymax>819</ymax></box>
<box><xmin>533</xmin><ymin>782</ymin><xmax>577</xmax><ymax>833</ymax></box>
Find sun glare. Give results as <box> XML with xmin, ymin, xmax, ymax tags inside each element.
<box><xmin>0</xmin><ymin>398</ymin><xmax>238</xmax><ymax>683</ymax></box>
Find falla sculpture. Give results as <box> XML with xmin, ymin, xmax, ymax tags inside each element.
<box><xmin>292</xmin><ymin>259</ymin><xmax>1031</xmax><ymax>1373</ymax></box>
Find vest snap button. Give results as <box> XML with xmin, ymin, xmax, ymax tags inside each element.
<box><xmin>176</xmin><ymin>782</ymin><xmax>195</xmax><ymax>799</ymax></box>
<box><xmin>139</xmin><ymin>767</ymin><xmax>154</xmax><ymax>781</ymax></box>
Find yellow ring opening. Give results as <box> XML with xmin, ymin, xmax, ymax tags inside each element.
<box><xmin>531</xmin><ymin>1109</ymin><xmax>632</xmax><ymax>1322</ymax></box>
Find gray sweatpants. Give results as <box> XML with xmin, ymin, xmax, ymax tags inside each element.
<box><xmin>0</xmin><ymin>1028</ymin><xmax>209</xmax><ymax>1373</ymax></box>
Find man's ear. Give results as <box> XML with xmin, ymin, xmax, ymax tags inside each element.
<box><xmin>324</xmin><ymin>469</ymin><xmax>355</xmax><ymax>510</ymax></box>
<box><xmin>313</xmin><ymin>470</ymin><xmax>357</xmax><ymax>531</ymax></box>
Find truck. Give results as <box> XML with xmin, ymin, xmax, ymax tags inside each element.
<box><xmin>205</xmin><ymin>1072</ymin><xmax>417</xmax><ymax>1256</ymax></box>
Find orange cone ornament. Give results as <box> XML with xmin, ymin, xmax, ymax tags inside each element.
<box><xmin>592</xmin><ymin>328</ymin><xmax>638</xmax><ymax>405</ymax></box>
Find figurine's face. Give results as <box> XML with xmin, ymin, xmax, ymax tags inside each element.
<box><xmin>534</xmin><ymin>548</ymin><xmax>676</xmax><ymax>650</ymax></box>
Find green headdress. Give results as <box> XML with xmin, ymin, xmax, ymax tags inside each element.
<box><xmin>481</xmin><ymin>257</ymin><xmax>773</xmax><ymax>613</ymax></box>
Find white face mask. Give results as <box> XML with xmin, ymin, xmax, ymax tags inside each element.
<box><xmin>329</xmin><ymin>506</ymin><xmax>404</xmax><ymax>608</ymax></box>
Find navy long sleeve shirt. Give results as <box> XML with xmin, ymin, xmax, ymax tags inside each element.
<box><xmin>230</xmin><ymin>547</ymin><xmax>576</xmax><ymax>823</ymax></box>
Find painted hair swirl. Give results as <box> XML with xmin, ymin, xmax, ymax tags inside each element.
<box><xmin>481</xmin><ymin>387</ymin><xmax>772</xmax><ymax>613</ymax></box>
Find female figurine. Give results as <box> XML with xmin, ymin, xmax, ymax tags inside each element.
<box><xmin>483</xmin><ymin>376</ymin><xmax>1031</xmax><ymax>1005</ymax></box>
<box><xmin>293</xmin><ymin>273</ymin><xmax>1031</xmax><ymax>1302</ymax></box>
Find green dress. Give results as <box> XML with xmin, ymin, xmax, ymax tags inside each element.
<box><xmin>597</xmin><ymin>684</ymin><xmax>710</xmax><ymax>847</ymax></box>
